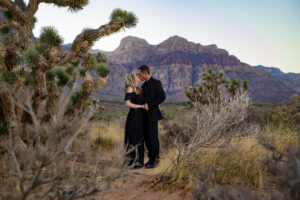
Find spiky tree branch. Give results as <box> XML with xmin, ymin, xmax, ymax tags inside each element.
<box><xmin>58</xmin><ymin>9</ymin><xmax>138</xmax><ymax>65</ymax></box>
<box><xmin>39</xmin><ymin>0</ymin><xmax>89</xmax><ymax>11</ymax></box>
<box><xmin>0</xmin><ymin>1</ymin><xmax>138</xmax><ymax>132</ymax></box>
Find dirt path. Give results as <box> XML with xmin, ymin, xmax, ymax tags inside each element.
<box><xmin>96</xmin><ymin>168</ymin><xmax>191</xmax><ymax>200</ymax></box>
<box><xmin>92</xmin><ymin>150</ymin><xmax>192</xmax><ymax>200</ymax></box>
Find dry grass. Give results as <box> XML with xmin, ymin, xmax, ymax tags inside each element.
<box><xmin>259</xmin><ymin>125</ymin><xmax>299</xmax><ymax>154</ymax></box>
<box><xmin>155</xmin><ymin>126</ymin><xmax>300</xmax><ymax>189</ymax></box>
<box><xmin>154</xmin><ymin>94</ymin><xmax>300</xmax><ymax>191</ymax></box>
<box><xmin>155</xmin><ymin>138</ymin><xmax>266</xmax><ymax>187</ymax></box>
<box><xmin>89</xmin><ymin>120</ymin><xmax>125</xmax><ymax>150</ymax></box>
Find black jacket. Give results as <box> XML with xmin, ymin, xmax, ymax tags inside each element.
<box><xmin>142</xmin><ymin>77</ymin><xmax>166</xmax><ymax>122</ymax></box>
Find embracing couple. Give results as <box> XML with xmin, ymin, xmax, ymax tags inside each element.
<box><xmin>124</xmin><ymin>65</ymin><xmax>166</xmax><ymax>169</ymax></box>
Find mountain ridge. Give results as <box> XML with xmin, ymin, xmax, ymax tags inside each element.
<box><xmin>254</xmin><ymin>65</ymin><xmax>300</xmax><ymax>94</ymax></box>
<box><xmin>95</xmin><ymin>35</ymin><xmax>297</xmax><ymax>102</ymax></box>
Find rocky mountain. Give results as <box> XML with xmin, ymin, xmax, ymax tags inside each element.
<box><xmin>254</xmin><ymin>65</ymin><xmax>300</xmax><ymax>94</ymax></box>
<box><xmin>96</xmin><ymin>35</ymin><xmax>297</xmax><ymax>102</ymax></box>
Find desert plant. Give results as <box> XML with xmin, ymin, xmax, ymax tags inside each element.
<box><xmin>155</xmin><ymin>93</ymin><xmax>259</xmax><ymax>187</ymax></box>
<box><xmin>0</xmin><ymin>1</ymin><xmax>138</xmax><ymax>199</ymax></box>
<box><xmin>268</xmin><ymin>94</ymin><xmax>300</xmax><ymax>129</ymax></box>
<box><xmin>184</xmin><ymin>69</ymin><xmax>226</xmax><ymax>108</ymax></box>
<box><xmin>257</xmin><ymin>125</ymin><xmax>300</xmax><ymax>199</ymax></box>
<box><xmin>225</xmin><ymin>78</ymin><xmax>248</xmax><ymax>98</ymax></box>
<box><xmin>156</xmin><ymin>95</ymin><xmax>300</xmax><ymax>192</ymax></box>
<box><xmin>0</xmin><ymin>87</ymin><xmax>127</xmax><ymax>200</ymax></box>
<box><xmin>184</xmin><ymin>69</ymin><xmax>247</xmax><ymax>111</ymax></box>
<box><xmin>157</xmin><ymin>71</ymin><xmax>256</xmax><ymax>188</ymax></box>
<box><xmin>166</xmin><ymin>93</ymin><xmax>252</xmax><ymax>148</ymax></box>
<box><xmin>0</xmin><ymin>1</ymin><xmax>138</xmax><ymax>136</ymax></box>
<box><xmin>89</xmin><ymin>121</ymin><xmax>125</xmax><ymax>151</ymax></box>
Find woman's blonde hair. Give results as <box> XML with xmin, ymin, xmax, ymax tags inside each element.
<box><xmin>124</xmin><ymin>73</ymin><xmax>142</xmax><ymax>95</ymax></box>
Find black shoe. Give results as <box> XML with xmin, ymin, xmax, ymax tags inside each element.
<box><xmin>145</xmin><ymin>161</ymin><xmax>157</xmax><ymax>169</ymax></box>
<box><xmin>133</xmin><ymin>163</ymin><xmax>144</xmax><ymax>169</ymax></box>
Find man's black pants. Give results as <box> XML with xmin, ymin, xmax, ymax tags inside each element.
<box><xmin>144</xmin><ymin>119</ymin><xmax>159</xmax><ymax>162</ymax></box>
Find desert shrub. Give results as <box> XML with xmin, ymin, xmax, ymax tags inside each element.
<box><xmin>89</xmin><ymin>121</ymin><xmax>124</xmax><ymax>150</ymax></box>
<box><xmin>155</xmin><ymin>137</ymin><xmax>271</xmax><ymax>188</ymax></box>
<box><xmin>259</xmin><ymin>125</ymin><xmax>299</xmax><ymax>155</ymax></box>
<box><xmin>155</xmin><ymin>91</ymin><xmax>300</xmax><ymax>190</ymax></box>
<box><xmin>0</xmin><ymin>88</ymin><xmax>127</xmax><ymax>200</ymax></box>
<box><xmin>256</xmin><ymin>125</ymin><xmax>300</xmax><ymax>200</ymax></box>
<box><xmin>160</xmin><ymin>107</ymin><xmax>175</xmax><ymax>121</ymax></box>
<box><xmin>244</xmin><ymin>103</ymin><xmax>275</xmax><ymax>127</ymax></box>
<box><xmin>162</xmin><ymin>93</ymin><xmax>252</xmax><ymax>148</ymax></box>
<box><xmin>155</xmin><ymin>94</ymin><xmax>261</xmax><ymax>186</ymax></box>
<box><xmin>268</xmin><ymin>94</ymin><xmax>300</xmax><ymax>129</ymax></box>
<box><xmin>156</xmin><ymin>69</ymin><xmax>300</xmax><ymax>194</ymax></box>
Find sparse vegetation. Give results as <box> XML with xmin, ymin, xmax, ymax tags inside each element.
<box><xmin>267</xmin><ymin>94</ymin><xmax>300</xmax><ymax>129</ymax></box>
<box><xmin>89</xmin><ymin>121</ymin><xmax>125</xmax><ymax>151</ymax></box>
<box><xmin>154</xmin><ymin>69</ymin><xmax>300</xmax><ymax>200</ymax></box>
<box><xmin>0</xmin><ymin>1</ymin><xmax>299</xmax><ymax>199</ymax></box>
<box><xmin>0</xmin><ymin>1</ymin><xmax>138</xmax><ymax>199</ymax></box>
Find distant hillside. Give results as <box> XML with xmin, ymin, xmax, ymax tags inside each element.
<box><xmin>254</xmin><ymin>65</ymin><xmax>300</xmax><ymax>94</ymax></box>
<box><xmin>95</xmin><ymin>35</ymin><xmax>296</xmax><ymax>102</ymax></box>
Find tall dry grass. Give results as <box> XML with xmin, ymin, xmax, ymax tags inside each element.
<box><xmin>88</xmin><ymin>120</ymin><xmax>125</xmax><ymax>151</ymax></box>
<box><xmin>154</xmin><ymin>93</ymin><xmax>300</xmax><ymax>190</ymax></box>
<box><xmin>156</xmin><ymin>131</ymin><xmax>299</xmax><ymax>188</ymax></box>
<box><xmin>259</xmin><ymin>125</ymin><xmax>299</xmax><ymax>154</ymax></box>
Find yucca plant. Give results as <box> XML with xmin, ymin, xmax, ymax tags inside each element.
<box><xmin>184</xmin><ymin>69</ymin><xmax>248</xmax><ymax>110</ymax></box>
<box><xmin>225</xmin><ymin>78</ymin><xmax>248</xmax><ymax>98</ymax></box>
<box><xmin>0</xmin><ymin>2</ymin><xmax>138</xmax><ymax>199</ymax></box>
<box><xmin>0</xmin><ymin>0</ymin><xmax>138</xmax><ymax>134</ymax></box>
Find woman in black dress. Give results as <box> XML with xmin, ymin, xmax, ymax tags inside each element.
<box><xmin>124</xmin><ymin>73</ymin><xmax>146</xmax><ymax>168</ymax></box>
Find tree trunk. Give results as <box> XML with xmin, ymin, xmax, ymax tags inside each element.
<box><xmin>32</xmin><ymin>69</ymin><xmax>48</xmax><ymax>119</ymax></box>
<box><xmin>75</xmin><ymin>74</ymin><xmax>93</xmax><ymax>111</ymax></box>
<box><xmin>0</xmin><ymin>89</ymin><xmax>21</xmax><ymax>135</ymax></box>
<box><xmin>47</xmin><ymin>81</ymin><xmax>62</xmax><ymax>115</ymax></box>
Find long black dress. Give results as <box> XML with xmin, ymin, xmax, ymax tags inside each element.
<box><xmin>124</xmin><ymin>92</ymin><xmax>144</xmax><ymax>167</ymax></box>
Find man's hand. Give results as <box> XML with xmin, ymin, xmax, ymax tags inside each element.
<box><xmin>145</xmin><ymin>103</ymin><xmax>149</xmax><ymax>111</ymax></box>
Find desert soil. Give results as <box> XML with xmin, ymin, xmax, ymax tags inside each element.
<box><xmin>91</xmin><ymin>149</ymin><xmax>192</xmax><ymax>200</ymax></box>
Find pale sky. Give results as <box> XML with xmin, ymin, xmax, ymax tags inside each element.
<box><xmin>32</xmin><ymin>0</ymin><xmax>300</xmax><ymax>73</ymax></box>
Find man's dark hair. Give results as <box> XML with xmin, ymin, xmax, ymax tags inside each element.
<box><xmin>138</xmin><ymin>65</ymin><xmax>150</xmax><ymax>74</ymax></box>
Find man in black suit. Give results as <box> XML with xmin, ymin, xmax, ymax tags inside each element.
<box><xmin>137</xmin><ymin>65</ymin><xmax>166</xmax><ymax>169</ymax></box>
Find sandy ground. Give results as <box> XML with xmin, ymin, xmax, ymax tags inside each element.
<box><xmin>90</xmin><ymin>149</ymin><xmax>192</xmax><ymax>200</ymax></box>
<box><xmin>93</xmin><ymin>168</ymin><xmax>191</xmax><ymax>200</ymax></box>
<box><xmin>0</xmin><ymin>149</ymin><xmax>191</xmax><ymax>200</ymax></box>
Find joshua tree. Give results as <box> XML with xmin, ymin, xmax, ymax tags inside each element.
<box><xmin>184</xmin><ymin>69</ymin><xmax>227</xmax><ymax>106</ymax></box>
<box><xmin>202</xmin><ymin>68</ymin><xmax>227</xmax><ymax>104</ymax></box>
<box><xmin>184</xmin><ymin>69</ymin><xmax>248</xmax><ymax>108</ymax></box>
<box><xmin>225</xmin><ymin>78</ymin><xmax>248</xmax><ymax>98</ymax></box>
<box><xmin>0</xmin><ymin>2</ymin><xmax>138</xmax><ymax>199</ymax></box>
<box><xmin>0</xmin><ymin>0</ymin><xmax>138</xmax><ymax>136</ymax></box>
